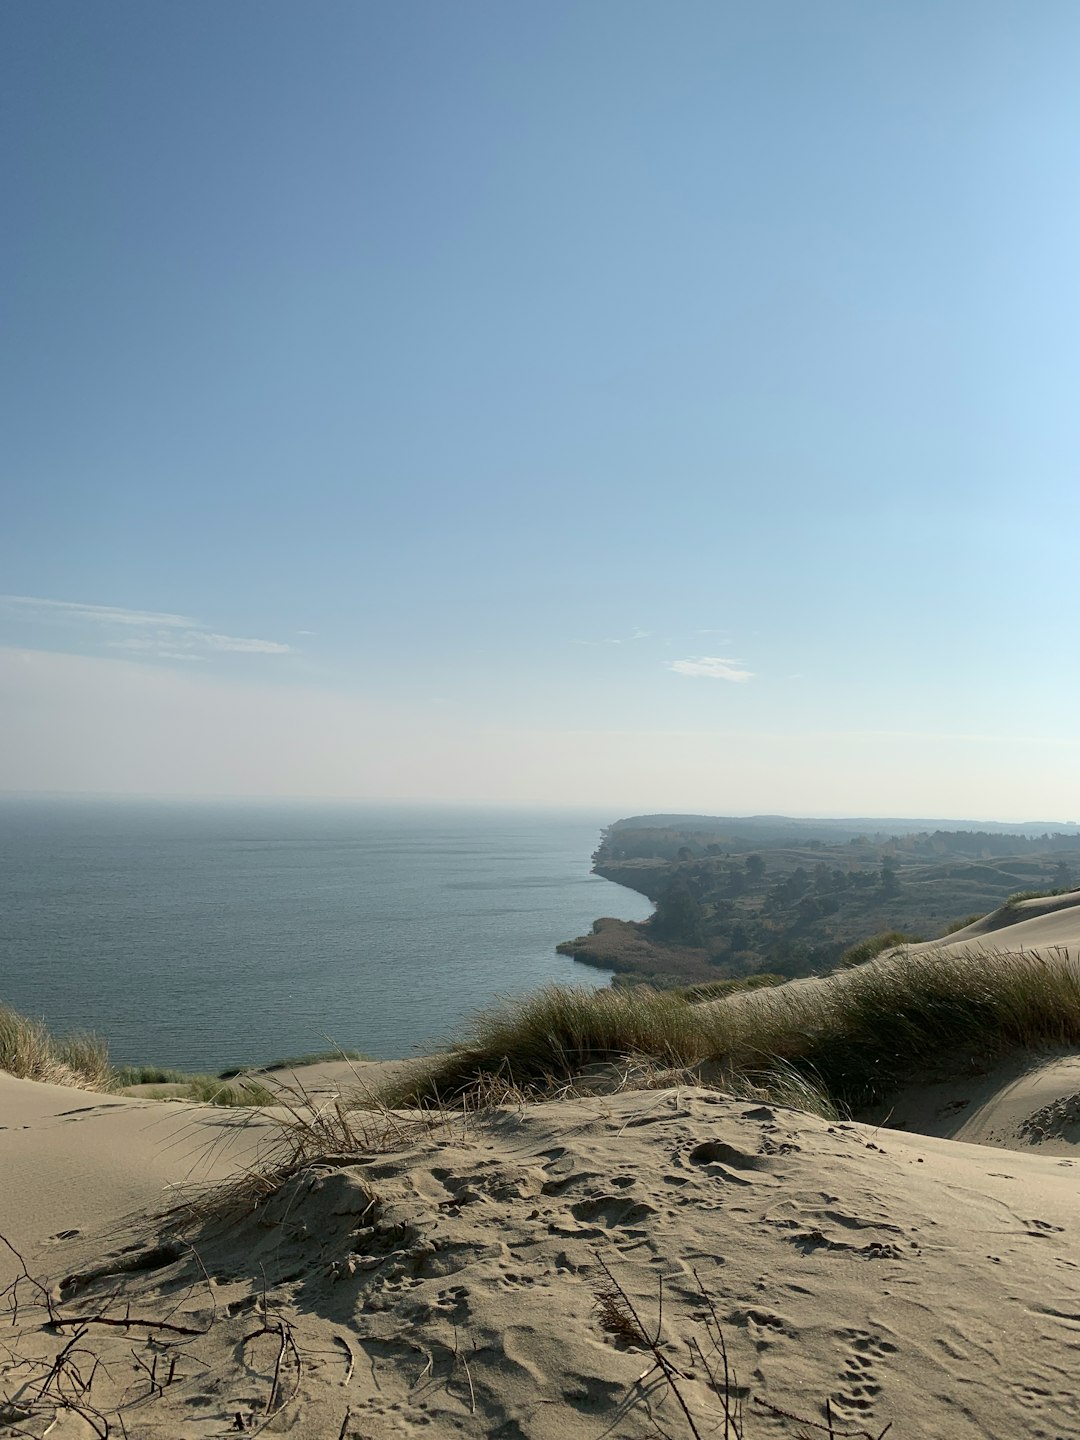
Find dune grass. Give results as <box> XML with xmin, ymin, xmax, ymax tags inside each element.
<box><xmin>384</xmin><ymin>945</ymin><xmax>1080</xmax><ymax>1115</ymax></box>
<box><xmin>112</xmin><ymin>1067</ymin><xmax>277</xmax><ymax>1106</ymax></box>
<box><xmin>1002</xmin><ymin>887</ymin><xmax>1069</xmax><ymax>908</ymax></box>
<box><xmin>674</xmin><ymin>974</ymin><xmax>785</xmax><ymax>1003</ymax></box>
<box><xmin>218</xmin><ymin>1047</ymin><xmax>370</xmax><ymax>1078</ymax></box>
<box><xmin>940</xmin><ymin>912</ymin><xmax>984</xmax><ymax>936</ymax></box>
<box><xmin>839</xmin><ymin>930</ymin><xmax>923</xmax><ymax>967</ymax></box>
<box><xmin>0</xmin><ymin>1007</ymin><xmax>275</xmax><ymax>1105</ymax></box>
<box><xmin>166</xmin><ymin>1074</ymin><xmax>278</xmax><ymax>1107</ymax></box>
<box><xmin>112</xmin><ymin>1063</ymin><xmax>199</xmax><ymax>1086</ymax></box>
<box><xmin>0</xmin><ymin>1005</ymin><xmax>113</xmax><ymax>1091</ymax></box>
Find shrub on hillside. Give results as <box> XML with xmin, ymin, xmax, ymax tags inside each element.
<box><xmin>840</xmin><ymin>931</ymin><xmax>922</xmax><ymax>967</ymax></box>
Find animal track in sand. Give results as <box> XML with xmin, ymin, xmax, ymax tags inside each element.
<box><xmin>936</xmin><ymin>1098</ymin><xmax>970</xmax><ymax>1117</ymax></box>
<box><xmin>785</xmin><ymin>1228</ymin><xmax>908</xmax><ymax>1260</ymax></box>
<box><xmin>728</xmin><ymin>1305</ymin><xmax>795</xmax><ymax>1337</ymax></box>
<box><xmin>1022</xmin><ymin>1217</ymin><xmax>1065</xmax><ymax>1236</ymax></box>
<box><xmin>563</xmin><ymin>1375</ymin><xmax>629</xmax><ymax>1414</ymax></box>
<box><xmin>432</xmin><ymin>1283</ymin><xmax>470</xmax><ymax>1316</ymax></box>
<box><xmin>1010</xmin><ymin>1375</ymin><xmax>1080</xmax><ymax>1432</ymax></box>
<box><xmin>820</xmin><ymin>1207</ymin><xmax>906</xmax><ymax>1235</ymax></box>
<box><xmin>831</xmin><ymin>1328</ymin><xmax>897</xmax><ymax>1416</ymax></box>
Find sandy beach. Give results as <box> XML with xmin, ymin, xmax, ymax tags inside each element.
<box><xmin>4</xmin><ymin>899</ymin><xmax>1080</xmax><ymax>1438</ymax></box>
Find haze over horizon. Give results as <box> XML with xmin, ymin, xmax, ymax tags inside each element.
<box><xmin>5</xmin><ymin>3</ymin><xmax>1080</xmax><ymax>819</ymax></box>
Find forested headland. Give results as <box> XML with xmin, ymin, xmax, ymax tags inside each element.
<box><xmin>559</xmin><ymin>813</ymin><xmax>1080</xmax><ymax>986</ymax></box>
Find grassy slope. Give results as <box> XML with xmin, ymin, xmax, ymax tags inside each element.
<box><xmin>384</xmin><ymin>943</ymin><xmax>1080</xmax><ymax>1117</ymax></box>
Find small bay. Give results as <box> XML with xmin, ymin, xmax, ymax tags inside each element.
<box><xmin>0</xmin><ymin>799</ymin><xmax>652</xmax><ymax>1071</ymax></box>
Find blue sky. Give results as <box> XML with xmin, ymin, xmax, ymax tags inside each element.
<box><xmin>3</xmin><ymin>1</ymin><xmax>1080</xmax><ymax>817</ymax></box>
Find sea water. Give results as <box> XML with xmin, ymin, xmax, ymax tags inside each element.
<box><xmin>0</xmin><ymin>799</ymin><xmax>652</xmax><ymax>1072</ymax></box>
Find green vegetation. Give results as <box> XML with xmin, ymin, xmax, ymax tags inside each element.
<box><xmin>840</xmin><ymin>931</ymin><xmax>922</xmax><ymax>967</ymax></box>
<box><xmin>940</xmin><ymin>912</ymin><xmax>983</xmax><ymax>935</ymax></box>
<box><xmin>650</xmin><ymin>882</ymin><xmax>707</xmax><ymax>946</ymax></box>
<box><xmin>112</xmin><ymin>1063</ymin><xmax>199</xmax><ymax>1086</ymax></box>
<box><xmin>1002</xmin><ymin>887</ymin><xmax>1068</xmax><ymax>909</ymax></box>
<box><xmin>218</xmin><ymin>1047</ymin><xmax>370</xmax><ymax>1078</ymax></box>
<box><xmin>384</xmin><ymin>946</ymin><xmax>1080</xmax><ymax>1116</ymax></box>
<box><xmin>176</xmin><ymin>1074</ymin><xmax>277</xmax><ymax>1106</ymax></box>
<box><xmin>114</xmin><ymin>1067</ymin><xmax>278</xmax><ymax>1105</ymax></box>
<box><xmin>563</xmin><ymin>817</ymin><xmax>1080</xmax><ymax>987</ymax></box>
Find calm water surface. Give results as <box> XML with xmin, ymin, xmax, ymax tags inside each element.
<box><xmin>0</xmin><ymin>800</ymin><xmax>652</xmax><ymax>1071</ymax></box>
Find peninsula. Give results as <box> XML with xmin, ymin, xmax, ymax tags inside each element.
<box><xmin>559</xmin><ymin>812</ymin><xmax>1080</xmax><ymax>986</ymax></box>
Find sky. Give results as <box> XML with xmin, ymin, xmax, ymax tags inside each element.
<box><xmin>3</xmin><ymin>1</ymin><xmax>1080</xmax><ymax>819</ymax></box>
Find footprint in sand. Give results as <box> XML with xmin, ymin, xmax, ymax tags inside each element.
<box><xmin>688</xmin><ymin>1140</ymin><xmax>771</xmax><ymax>1170</ymax></box>
<box><xmin>569</xmin><ymin>1195</ymin><xmax>658</xmax><ymax>1229</ymax></box>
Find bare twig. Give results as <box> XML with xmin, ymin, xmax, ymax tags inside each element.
<box><xmin>333</xmin><ymin>1332</ymin><xmax>355</xmax><ymax>1386</ymax></box>
<box><xmin>594</xmin><ymin>1253</ymin><xmax>704</xmax><ymax>1440</ymax></box>
<box><xmin>241</xmin><ymin>1317</ymin><xmax>303</xmax><ymax>1429</ymax></box>
<box><xmin>48</xmin><ymin>1312</ymin><xmax>206</xmax><ymax>1337</ymax></box>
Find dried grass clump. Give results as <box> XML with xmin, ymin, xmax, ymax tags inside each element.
<box><xmin>0</xmin><ymin>1005</ymin><xmax>113</xmax><ymax>1091</ymax></box>
<box><xmin>167</xmin><ymin>1073</ymin><xmax>450</xmax><ymax>1228</ymax></box>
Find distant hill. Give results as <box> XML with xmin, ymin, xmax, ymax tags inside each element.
<box><xmin>610</xmin><ymin>814</ymin><xmax>1080</xmax><ymax>842</ymax></box>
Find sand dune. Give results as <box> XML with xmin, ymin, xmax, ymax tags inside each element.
<box><xmin>916</xmin><ymin>887</ymin><xmax>1080</xmax><ymax>953</ymax></box>
<box><xmin>1</xmin><ymin>1073</ymin><xmax>1079</xmax><ymax>1437</ymax></box>
<box><xmin>5</xmin><ymin>900</ymin><xmax>1080</xmax><ymax>1437</ymax></box>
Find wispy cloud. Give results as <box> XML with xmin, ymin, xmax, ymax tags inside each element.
<box><xmin>669</xmin><ymin>655</ymin><xmax>753</xmax><ymax>682</ymax></box>
<box><xmin>573</xmin><ymin>628</ymin><xmax>652</xmax><ymax>646</ymax></box>
<box><xmin>199</xmin><ymin>632</ymin><xmax>290</xmax><ymax>654</ymax></box>
<box><xmin>1</xmin><ymin>594</ymin><xmax>290</xmax><ymax>659</ymax></box>
<box><xmin>0</xmin><ymin>594</ymin><xmax>196</xmax><ymax>628</ymax></box>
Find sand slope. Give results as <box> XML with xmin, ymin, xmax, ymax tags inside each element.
<box><xmin>3</xmin><ymin>1084</ymin><xmax>1080</xmax><ymax>1440</ymax></box>
<box><xmin>0</xmin><ymin>1072</ymin><xmax>276</xmax><ymax>1289</ymax></box>
<box><xmin>915</xmin><ymin>888</ymin><xmax>1080</xmax><ymax>953</ymax></box>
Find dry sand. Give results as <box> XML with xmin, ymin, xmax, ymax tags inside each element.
<box><xmin>3</xmin><ymin>898</ymin><xmax>1080</xmax><ymax>1439</ymax></box>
